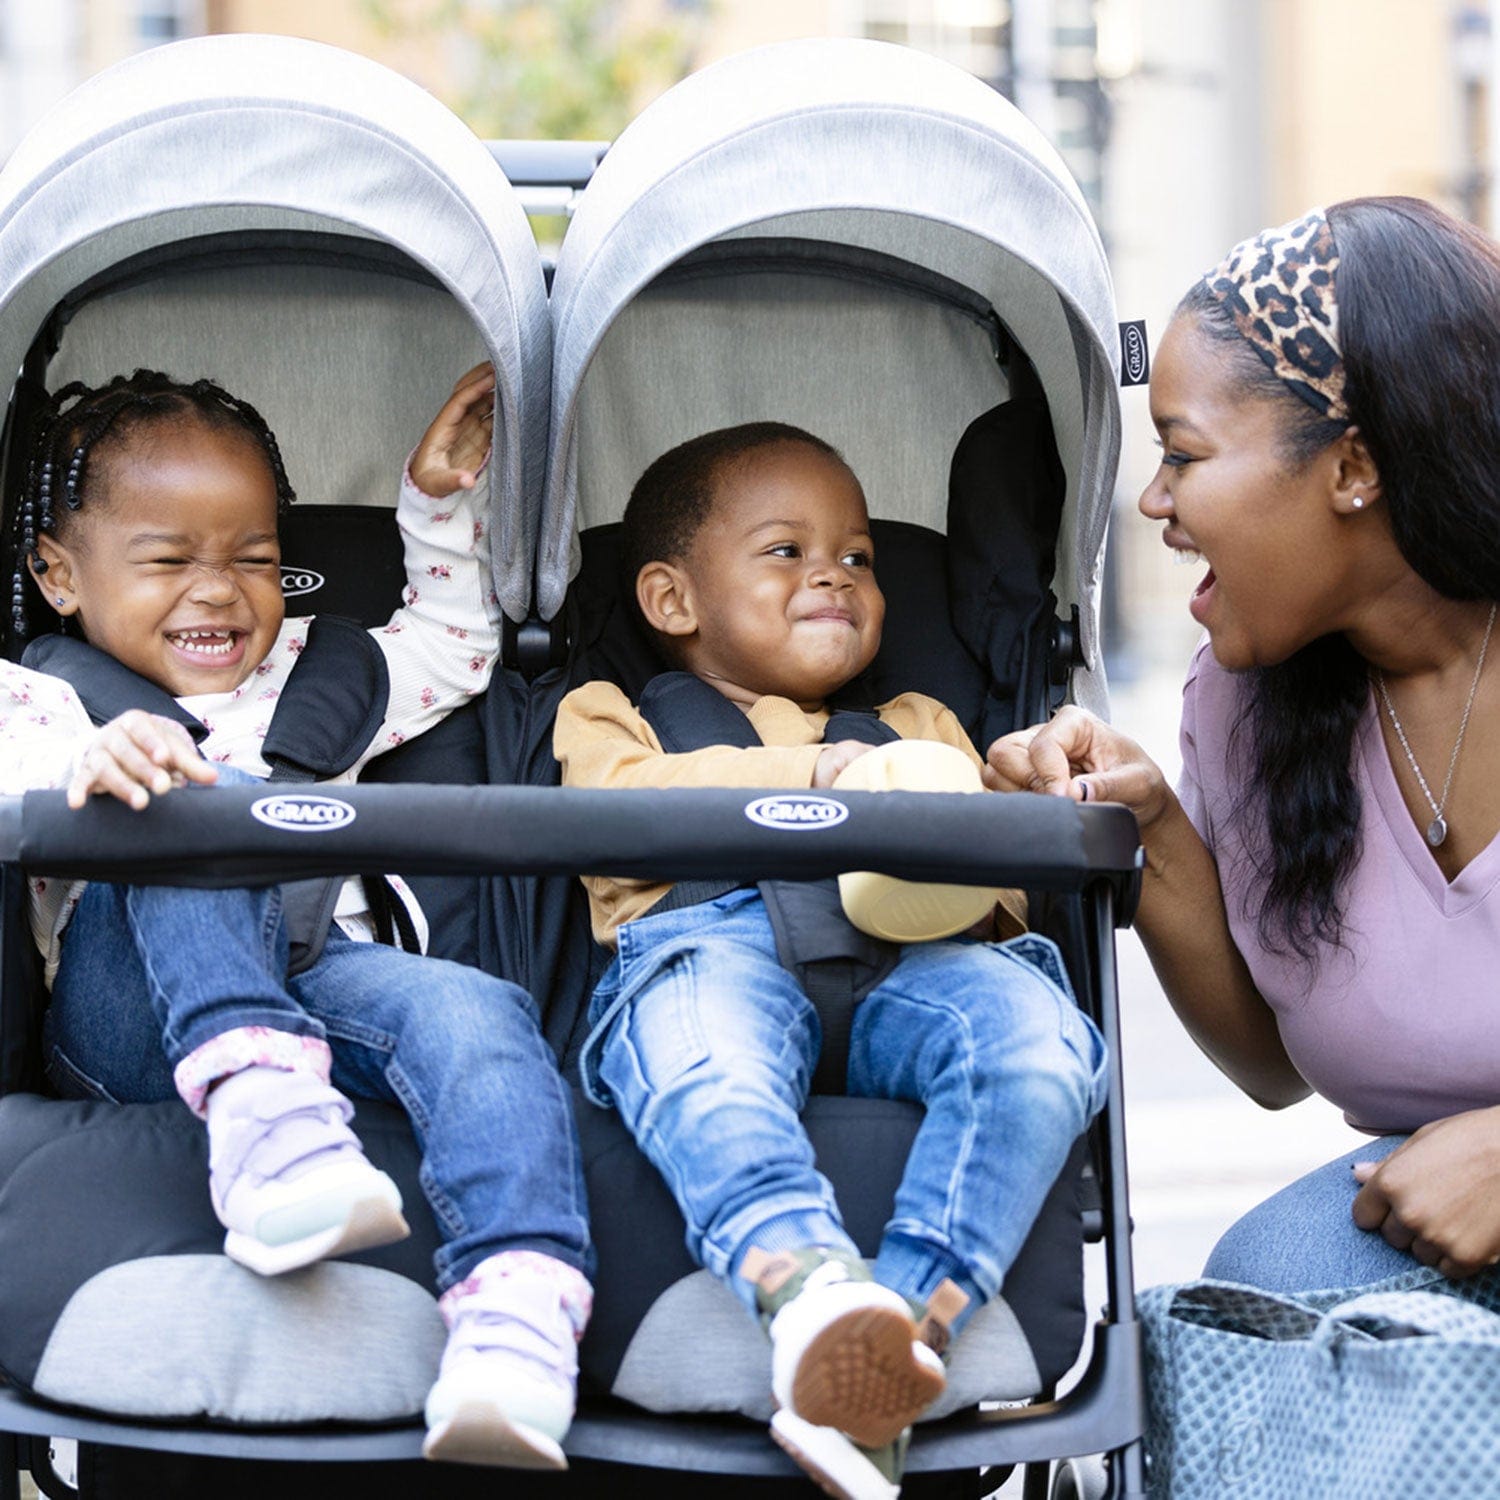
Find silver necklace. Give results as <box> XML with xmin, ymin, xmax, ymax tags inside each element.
<box><xmin>1375</xmin><ymin>601</ymin><xmax>1497</xmax><ymax>848</ymax></box>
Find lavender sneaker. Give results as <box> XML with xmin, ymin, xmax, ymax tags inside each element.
<box><xmin>423</xmin><ymin>1252</ymin><xmax>593</xmax><ymax>1469</ymax></box>
<box><xmin>206</xmin><ymin>1065</ymin><xmax>409</xmax><ymax>1277</ymax></box>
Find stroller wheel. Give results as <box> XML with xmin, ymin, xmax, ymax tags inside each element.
<box><xmin>1050</xmin><ymin>1454</ymin><xmax>1108</xmax><ymax>1500</ymax></box>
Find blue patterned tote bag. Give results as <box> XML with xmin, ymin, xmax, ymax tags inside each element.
<box><xmin>1139</xmin><ymin>1269</ymin><xmax>1500</xmax><ymax>1498</ymax></box>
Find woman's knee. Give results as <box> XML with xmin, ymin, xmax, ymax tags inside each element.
<box><xmin>1203</xmin><ymin>1139</ymin><xmax>1410</xmax><ymax>1291</ymax></box>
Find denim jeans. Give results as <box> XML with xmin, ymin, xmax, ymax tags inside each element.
<box><xmin>1202</xmin><ymin>1135</ymin><xmax>1436</xmax><ymax>1292</ymax></box>
<box><xmin>45</xmin><ymin>873</ymin><xmax>591</xmax><ymax>1291</ymax></box>
<box><xmin>582</xmin><ymin>888</ymin><xmax>1107</xmax><ymax>1325</ymax></box>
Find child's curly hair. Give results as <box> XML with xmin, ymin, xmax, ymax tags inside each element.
<box><xmin>621</xmin><ymin>421</ymin><xmax>848</xmax><ymax>587</ymax></box>
<box><xmin>12</xmin><ymin>369</ymin><xmax>296</xmax><ymax>639</ymax></box>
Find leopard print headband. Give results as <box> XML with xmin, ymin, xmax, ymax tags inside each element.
<box><xmin>1201</xmin><ymin>209</ymin><xmax>1349</xmax><ymax>422</ymax></box>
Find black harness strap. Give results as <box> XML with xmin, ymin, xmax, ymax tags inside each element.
<box><xmin>24</xmin><ymin>635</ymin><xmax>208</xmax><ymax>743</ymax></box>
<box><xmin>636</xmin><ymin>671</ymin><xmax>902</xmax><ymax>1092</ymax></box>
<box><xmin>258</xmin><ymin>616</ymin><xmax>412</xmax><ymax>970</ymax></box>
<box><xmin>25</xmin><ymin>615</ymin><xmax>400</xmax><ymax>976</ymax></box>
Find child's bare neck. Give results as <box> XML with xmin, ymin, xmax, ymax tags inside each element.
<box><xmin>696</xmin><ymin>670</ymin><xmax>830</xmax><ymax>717</ymax></box>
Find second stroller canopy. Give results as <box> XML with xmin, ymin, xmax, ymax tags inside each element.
<box><xmin>544</xmin><ymin>36</ymin><xmax>1122</xmax><ymax>710</ymax></box>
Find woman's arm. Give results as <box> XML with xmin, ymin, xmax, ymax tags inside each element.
<box><xmin>986</xmin><ymin>705</ymin><xmax>1309</xmax><ymax>1108</ymax></box>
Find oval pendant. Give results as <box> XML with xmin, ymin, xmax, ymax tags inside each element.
<box><xmin>1427</xmin><ymin>816</ymin><xmax>1448</xmax><ymax>847</ymax></box>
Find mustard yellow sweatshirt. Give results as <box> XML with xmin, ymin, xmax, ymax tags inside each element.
<box><xmin>554</xmin><ymin>679</ymin><xmax>1026</xmax><ymax>946</ymax></box>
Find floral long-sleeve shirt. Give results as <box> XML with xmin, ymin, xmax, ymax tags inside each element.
<box><xmin>0</xmin><ymin>464</ymin><xmax>501</xmax><ymax>983</ymax></box>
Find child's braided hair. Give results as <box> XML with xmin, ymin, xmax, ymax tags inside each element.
<box><xmin>11</xmin><ymin>369</ymin><xmax>295</xmax><ymax>640</ymax></box>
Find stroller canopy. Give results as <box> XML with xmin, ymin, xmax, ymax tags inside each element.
<box><xmin>0</xmin><ymin>33</ymin><xmax>547</xmax><ymax>622</ymax></box>
<box><xmin>544</xmin><ymin>37</ymin><xmax>1121</xmax><ymax>697</ymax></box>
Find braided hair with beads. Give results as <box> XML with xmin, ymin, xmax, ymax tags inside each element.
<box><xmin>12</xmin><ymin>369</ymin><xmax>295</xmax><ymax>640</ymax></box>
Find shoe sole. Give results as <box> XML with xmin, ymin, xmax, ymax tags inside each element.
<box><xmin>771</xmin><ymin>1410</ymin><xmax>899</xmax><ymax>1500</ymax></box>
<box><xmin>789</xmin><ymin>1303</ymin><xmax>944</xmax><ymax>1448</ymax></box>
<box><xmin>423</xmin><ymin>1403</ymin><xmax>568</xmax><ymax>1470</ymax></box>
<box><xmin>224</xmin><ymin>1193</ymin><xmax>410</xmax><ymax>1277</ymax></box>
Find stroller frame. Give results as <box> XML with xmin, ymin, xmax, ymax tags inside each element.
<box><xmin>0</xmin><ymin>778</ymin><xmax>1145</xmax><ymax>1498</ymax></box>
<box><xmin>0</xmin><ymin>36</ymin><xmax>1149</xmax><ymax>1499</ymax></box>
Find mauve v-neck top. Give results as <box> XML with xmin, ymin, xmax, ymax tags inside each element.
<box><xmin>1177</xmin><ymin>642</ymin><xmax>1500</xmax><ymax>1135</ymax></box>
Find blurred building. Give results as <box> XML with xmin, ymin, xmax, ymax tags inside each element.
<box><xmin>0</xmin><ymin>0</ymin><xmax>1494</xmax><ymax>671</ymax></box>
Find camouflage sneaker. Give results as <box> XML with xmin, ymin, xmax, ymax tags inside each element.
<box><xmin>906</xmin><ymin>1278</ymin><xmax>972</xmax><ymax>1363</ymax></box>
<box><xmin>743</xmin><ymin>1245</ymin><xmax>944</xmax><ymax>1448</ymax></box>
<box><xmin>771</xmin><ymin>1407</ymin><xmax>909</xmax><ymax>1500</ymax></box>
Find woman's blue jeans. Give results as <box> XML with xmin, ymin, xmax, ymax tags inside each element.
<box><xmin>1203</xmin><ymin>1136</ymin><xmax>1445</xmax><ymax>1291</ymax></box>
<box><xmin>44</xmin><ymin>873</ymin><xmax>592</xmax><ymax>1292</ymax></box>
<box><xmin>582</xmin><ymin>889</ymin><xmax>1107</xmax><ymax>1323</ymax></box>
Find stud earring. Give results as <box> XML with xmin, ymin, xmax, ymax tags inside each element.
<box><xmin>54</xmin><ymin>596</ymin><xmax>65</xmax><ymax>607</ymax></box>
<box><xmin>1351</xmin><ymin>496</ymin><xmax>1365</xmax><ymax>510</ymax></box>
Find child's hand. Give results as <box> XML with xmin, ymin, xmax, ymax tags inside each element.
<box><xmin>410</xmin><ymin>362</ymin><xmax>497</xmax><ymax>498</ymax></box>
<box><xmin>68</xmin><ymin>711</ymin><xmax>218</xmax><ymax>811</ymax></box>
<box><xmin>813</xmin><ymin>740</ymin><xmax>875</xmax><ymax>788</ymax></box>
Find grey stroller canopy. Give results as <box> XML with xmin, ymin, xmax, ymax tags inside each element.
<box><xmin>544</xmin><ymin>36</ymin><xmax>1122</xmax><ymax>709</ymax></box>
<box><xmin>0</xmin><ymin>32</ymin><xmax>547</xmax><ymax>625</ymax></box>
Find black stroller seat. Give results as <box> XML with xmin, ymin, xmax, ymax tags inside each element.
<box><xmin>518</xmin><ymin>34</ymin><xmax>1146</xmax><ymax>1495</ymax></box>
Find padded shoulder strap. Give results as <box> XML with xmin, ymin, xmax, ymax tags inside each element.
<box><xmin>261</xmin><ymin>615</ymin><xmax>390</xmax><ymax>780</ymax></box>
<box><xmin>260</xmin><ymin>616</ymin><xmax>394</xmax><ymax>976</ymax></box>
<box><xmin>21</xmin><ymin>616</ymin><xmax>390</xmax><ymax>774</ymax></box>
<box><xmin>21</xmin><ymin>635</ymin><xmax>206</xmax><ymax>740</ymax></box>
<box><xmin>637</xmin><ymin>671</ymin><xmax>758</xmax><ymax>752</ymax></box>
<box><xmin>638</xmin><ymin>669</ymin><xmax>900</xmax><ymax>751</ymax></box>
<box><xmin>823</xmin><ymin>707</ymin><xmax>901</xmax><ymax>749</ymax></box>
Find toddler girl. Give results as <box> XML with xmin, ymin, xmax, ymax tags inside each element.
<box><xmin>0</xmin><ymin>366</ymin><xmax>592</xmax><ymax>1471</ymax></box>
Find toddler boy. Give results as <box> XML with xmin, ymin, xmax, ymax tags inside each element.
<box><xmin>554</xmin><ymin>422</ymin><xmax>1106</xmax><ymax>1500</ymax></box>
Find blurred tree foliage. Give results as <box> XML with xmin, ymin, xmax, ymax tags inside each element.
<box><xmin>362</xmin><ymin>0</ymin><xmax>711</xmax><ymax>141</ymax></box>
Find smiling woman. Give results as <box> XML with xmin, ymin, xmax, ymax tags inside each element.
<box><xmin>988</xmin><ymin>196</ymin><xmax>1500</xmax><ymax>1296</ymax></box>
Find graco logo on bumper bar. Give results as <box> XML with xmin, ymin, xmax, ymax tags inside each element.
<box><xmin>251</xmin><ymin>794</ymin><xmax>357</xmax><ymax>833</ymax></box>
<box><xmin>745</xmin><ymin>795</ymin><xmax>848</xmax><ymax>831</ymax></box>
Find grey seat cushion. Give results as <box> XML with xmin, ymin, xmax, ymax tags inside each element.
<box><xmin>0</xmin><ymin>1094</ymin><xmax>447</xmax><ymax>1422</ymax></box>
<box><xmin>35</xmin><ymin>1256</ymin><xmax>444</xmax><ymax>1423</ymax></box>
<box><xmin>0</xmin><ymin>1091</ymin><xmax>1085</xmax><ymax>1427</ymax></box>
<box><xmin>612</xmin><ymin>1266</ymin><xmax>1040</xmax><ymax>1421</ymax></box>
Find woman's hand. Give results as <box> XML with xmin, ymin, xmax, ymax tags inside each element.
<box><xmin>410</xmin><ymin>362</ymin><xmax>496</xmax><ymax>499</ymax></box>
<box><xmin>68</xmin><ymin>711</ymin><xmax>217</xmax><ymax>810</ymax></box>
<box><xmin>1352</xmin><ymin>1107</ymin><xmax>1500</xmax><ymax>1278</ymax></box>
<box><xmin>983</xmin><ymin>705</ymin><xmax>1175</xmax><ymax>830</ymax></box>
<box><xmin>990</xmin><ymin>708</ymin><xmax>1307</xmax><ymax>1107</ymax></box>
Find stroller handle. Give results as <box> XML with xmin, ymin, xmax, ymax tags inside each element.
<box><xmin>0</xmin><ymin>784</ymin><xmax>1142</xmax><ymax>906</ymax></box>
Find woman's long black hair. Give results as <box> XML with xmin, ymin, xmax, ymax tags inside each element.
<box><xmin>1184</xmin><ymin>197</ymin><xmax>1500</xmax><ymax>958</ymax></box>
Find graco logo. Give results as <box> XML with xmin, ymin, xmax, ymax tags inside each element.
<box><xmin>251</xmin><ymin>794</ymin><xmax>357</xmax><ymax>833</ymax></box>
<box><xmin>1119</xmin><ymin>319</ymin><xmax>1150</xmax><ymax>386</ymax></box>
<box><xmin>280</xmin><ymin>565</ymin><xmax>325</xmax><ymax>598</ymax></box>
<box><xmin>745</xmin><ymin>795</ymin><xmax>848</xmax><ymax>831</ymax></box>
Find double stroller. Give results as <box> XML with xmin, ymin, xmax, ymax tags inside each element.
<box><xmin>0</xmin><ymin>32</ymin><xmax>1145</xmax><ymax>1500</ymax></box>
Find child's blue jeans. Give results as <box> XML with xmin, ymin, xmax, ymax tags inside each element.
<box><xmin>581</xmin><ymin>888</ymin><xmax>1107</xmax><ymax>1326</ymax></box>
<box><xmin>43</xmin><ymin>865</ymin><xmax>591</xmax><ymax>1293</ymax></box>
